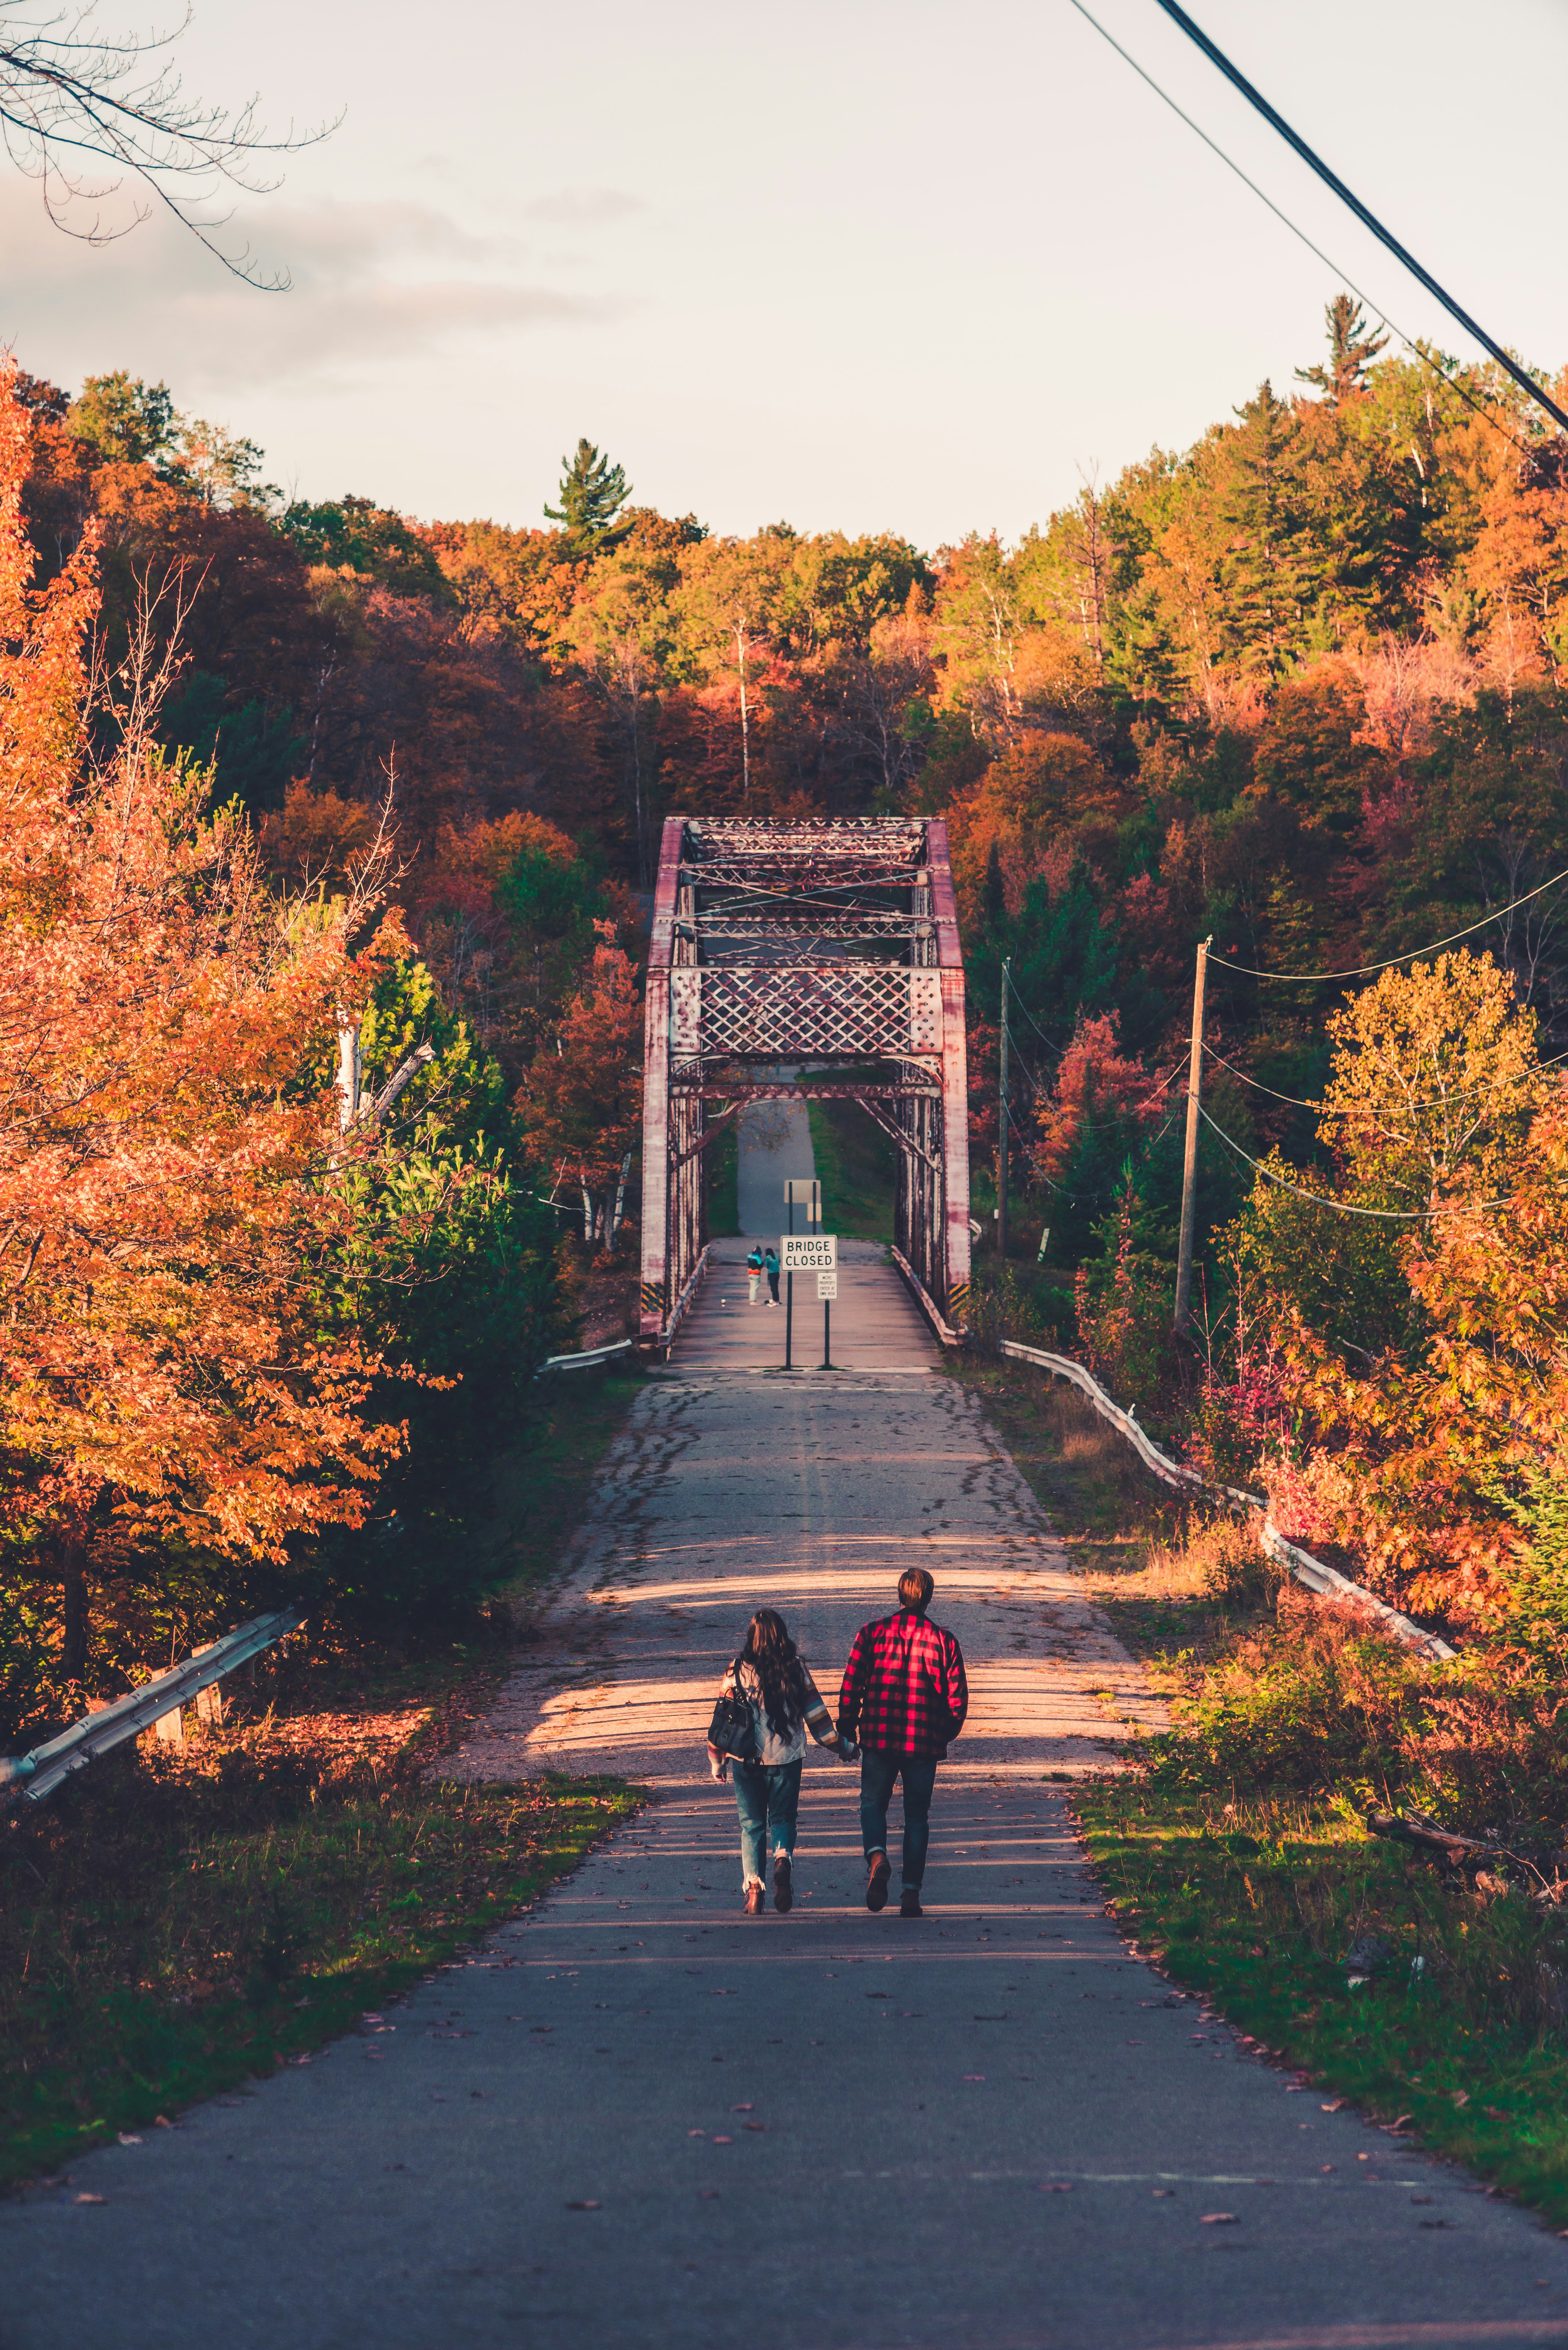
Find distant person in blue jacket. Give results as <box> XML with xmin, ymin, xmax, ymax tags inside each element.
<box><xmin>746</xmin><ymin>1243</ymin><xmax>765</xmax><ymax>1305</ymax></box>
<box><xmin>763</xmin><ymin>1246</ymin><xmax>781</xmax><ymax>1306</ymax></box>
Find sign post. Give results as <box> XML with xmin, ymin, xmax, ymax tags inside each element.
<box><xmin>817</xmin><ymin>1268</ymin><xmax>838</xmax><ymax>1367</ymax></box>
<box><xmin>781</xmin><ymin>1234</ymin><xmax>836</xmax><ymax>1372</ymax></box>
<box><xmin>782</xmin><ymin>1183</ymin><xmax>821</xmax><ymax>1367</ymax></box>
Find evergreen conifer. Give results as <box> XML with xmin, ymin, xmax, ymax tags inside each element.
<box><xmin>545</xmin><ymin>437</ymin><xmax>633</xmax><ymax>552</ymax></box>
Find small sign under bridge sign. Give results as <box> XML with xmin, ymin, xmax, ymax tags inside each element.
<box><xmin>816</xmin><ymin>1271</ymin><xmax>838</xmax><ymax>1300</ymax></box>
<box><xmin>780</xmin><ymin>1233</ymin><xmax>837</xmax><ymax>1273</ymax></box>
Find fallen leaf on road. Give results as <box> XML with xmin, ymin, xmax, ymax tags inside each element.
<box><xmin>1200</xmin><ymin>2213</ymin><xmax>1238</xmax><ymax>2226</ymax></box>
<box><xmin>1386</xmin><ymin>2115</ymin><xmax>1413</xmax><ymax>2132</ymax></box>
<box><xmin>744</xmin><ymin>2124</ymin><xmax>765</xmax><ymax>2133</ymax></box>
<box><xmin>700</xmin><ymin>2190</ymin><xmax>720</xmax><ymax>2201</ymax></box>
<box><xmin>711</xmin><ymin>2135</ymin><xmax>733</xmax><ymax>2145</ymax></box>
<box><xmin>962</xmin><ymin>2074</ymin><xmax>985</xmax><ymax>2082</ymax></box>
<box><xmin>688</xmin><ymin>2130</ymin><xmax>706</xmax><ymax>2138</ymax></box>
<box><xmin>566</xmin><ymin>2200</ymin><xmax>600</xmax><ymax>2211</ymax></box>
<box><xmin>731</xmin><ymin>2104</ymin><xmax>753</xmax><ymax>2111</ymax></box>
<box><xmin>73</xmin><ymin>2195</ymin><xmax>105</xmax><ymax>2206</ymax></box>
<box><xmin>1320</xmin><ymin>2100</ymin><xmax>1345</xmax><ymax>2112</ymax></box>
<box><xmin>1037</xmin><ymin>2183</ymin><xmax>1073</xmax><ymax>2194</ymax></box>
<box><xmin>154</xmin><ymin>2116</ymin><xmax>171</xmax><ymax>2127</ymax></box>
<box><xmin>117</xmin><ymin>2134</ymin><xmax>141</xmax><ymax>2147</ymax></box>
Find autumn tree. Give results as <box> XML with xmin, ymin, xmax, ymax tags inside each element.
<box><xmin>514</xmin><ymin>934</ymin><xmax>642</xmax><ymax>1247</ymax></box>
<box><xmin>673</xmin><ymin>533</ymin><xmax>792</xmax><ymax>798</ymax></box>
<box><xmin>1318</xmin><ymin>950</ymin><xmax>1545</xmax><ymax>1210</ymax></box>
<box><xmin>1294</xmin><ymin>293</ymin><xmax>1389</xmax><ymax>406</ymax></box>
<box><xmin>568</xmin><ymin>548</ymin><xmax>675</xmax><ymax>878</ymax></box>
<box><xmin>0</xmin><ymin>363</ymin><xmax>402</xmax><ymax>1701</ymax></box>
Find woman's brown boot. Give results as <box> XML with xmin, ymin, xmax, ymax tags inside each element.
<box><xmin>743</xmin><ymin>1880</ymin><xmax>765</xmax><ymax>1916</ymax></box>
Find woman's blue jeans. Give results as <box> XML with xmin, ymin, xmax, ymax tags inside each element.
<box><xmin>732</xmin><ymin>1757</ymin><xmax>802</xmax><ymax>1885</ymax></box>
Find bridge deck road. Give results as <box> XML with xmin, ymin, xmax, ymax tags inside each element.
<box><xmin>7</xmin><ymin>1292</ymin><xmax>1568</xmax><ymax>2344</ymax></box>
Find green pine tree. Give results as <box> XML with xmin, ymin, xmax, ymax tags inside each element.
<box><xmin>545</xmin><ymin>437</ymin><xmax>632</xmax><ymax>552</ymax></box>
<box><xmin>1294</xmin><ymin>292</ymin><xmax>1390</xmax><ymax>406</ymax></box>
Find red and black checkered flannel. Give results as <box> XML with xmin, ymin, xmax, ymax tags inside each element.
<box><xmin>838</xmin><ymin>1608</ymin><xmax>968</xmax><ymax>1759</ymax></box>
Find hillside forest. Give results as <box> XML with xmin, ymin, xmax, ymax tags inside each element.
<box><xmin>6</xmin><ymin>290</ymin><xmax>1568</xmax><ymax>1741</ymax></box>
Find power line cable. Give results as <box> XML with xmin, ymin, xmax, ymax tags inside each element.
<box><xmin>1212</xmin><ymin>863</ymin><xmax>1568</xmax><ymax>982</ymax></box>
<box><xmin>1202</xmin><ymin>1037</ymin><xmax>1568</xmax><ymax>1115</ymax></box>
<box><xmin>1150</xmin><ymin>0</ymin><xmax>1568</xmax><ymax>439</ymax></box>
<box><xmin>1196</xmin><ymin>1100</ymin><xmax>1513</xmax><ymax>1220</ymax></box>
<box><xmin>1063</xmin><ymin>0</ymin><xmax>1533</xmax><ymax>457</ymax></box>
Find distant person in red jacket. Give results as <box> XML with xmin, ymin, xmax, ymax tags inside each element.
<box><xmin>838</xmin><ymin>1566</ymin><xmax>967</xmax><ymax>1919</ymax></box>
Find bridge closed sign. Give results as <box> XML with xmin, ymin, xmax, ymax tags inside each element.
<box><xmin>780</xmin><ymin>1233</ymin><xmax>837</xmax><ymax>1273</ymax></box>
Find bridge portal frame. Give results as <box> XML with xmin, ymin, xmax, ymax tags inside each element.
<box><xmin>637</xmin><ymin>815</ymin><xmax>971</xmax><ymax>1350</ymax></box>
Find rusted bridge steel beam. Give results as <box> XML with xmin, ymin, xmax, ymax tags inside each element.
<box><xmin>637</xmin><ymin>815</ymin><xmax>972</xmax><ymax>1352</ymax></box>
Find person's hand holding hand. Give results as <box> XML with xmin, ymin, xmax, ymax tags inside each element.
<box><xmin>708</xmin><ymin>1750</ymin><xmax>729</xmax><ymax>1783</ymax></box>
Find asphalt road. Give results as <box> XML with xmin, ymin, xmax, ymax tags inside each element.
<box><xmin>7</xmin><ymin>1221</ymin><xmax>1568</xmax><ymax>2343</ymax></box>
<box><xmin>7</xmin><ymin>1783</ymin><xmax>1568</xmax><ymax>2350</ymax></box>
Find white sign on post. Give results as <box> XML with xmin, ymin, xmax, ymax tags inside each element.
<box><xmin>780</xmin><ymin>1233</ymin><xmax>836</xmax><ymax>1273</ymax></box>
<box><xmin>816</xmin><ymin>1271</ymin><xmax>838</xmax><ymax>1300</ymax></box>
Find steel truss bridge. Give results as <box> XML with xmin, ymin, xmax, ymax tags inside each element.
<box><xmin>638</xmin><ymin>815</ymin><xmax>971</xmax><ymax>1349</ymax></box>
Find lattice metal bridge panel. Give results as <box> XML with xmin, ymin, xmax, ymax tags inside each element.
<box><xmin>639</xmin><ymin>816</ymin><xmax>970</xmax><ymax>1349</ymax></box>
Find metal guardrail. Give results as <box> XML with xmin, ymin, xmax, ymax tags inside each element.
<box><xmin>890</xmin><ymin>1244</ymin><xmax>962</xmax><ymax>1348</ymax></box>
<box><xmin>535</xmin><ymin>1338</ymin><xmax>636</xmax><ymax>1375</ymax></box>
<box><xmin>661</xmin><ymin>1242</ymin><xmax>711</xmax><ymax>1353</ymax></box>
<box><xmin>1</xmin><ymin>1606</ymin><xmax>306</xmax><ymax>1806</ymax></box>
<box><xmin>999</xmin><ymin>1340</ymin><xmax>1455</xmax><ymax>1663</ymax></box>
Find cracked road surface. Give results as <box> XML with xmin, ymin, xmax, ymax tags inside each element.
<box><xmin>6</xmin><ymin>1260</ymin><xmax>1567</xmax><ymax>2347</ymax></box>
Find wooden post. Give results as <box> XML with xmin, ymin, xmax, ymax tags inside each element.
<box><xmin>1173</xmin><ymin>936</ymin><xmax>1211</xmax><ymax>1335</ymax></box>
<box><xmin>998</xmin><ymin>958</ymin><xmax>1010</xmax><ymax>1265</ymax></box>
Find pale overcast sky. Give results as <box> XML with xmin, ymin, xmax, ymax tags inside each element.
<box><xmin>5</xmin><ymin>0</ymin><xmax>1564</xmax><ymax>546</ymax></box>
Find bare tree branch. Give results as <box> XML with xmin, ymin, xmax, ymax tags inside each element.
<box><xmin>0</xmin><ymin>2</ymin><xmax>340</xmax><ymax>285</ymax></box>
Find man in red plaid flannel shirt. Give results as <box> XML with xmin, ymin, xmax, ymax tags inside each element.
<box><xmin>838</xmin><ymin>1566</ymin><xmax>967</xmax><ymax>1918</ymax></box>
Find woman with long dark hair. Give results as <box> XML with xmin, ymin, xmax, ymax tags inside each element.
<box><xmin>708</xmin><ymin>1608</ymin><xmax>857</xmax><ymax>1916</ymax></box>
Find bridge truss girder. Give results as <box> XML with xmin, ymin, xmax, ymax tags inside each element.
<box><xmin>638</xmin><ymin>816</ymin><xmax>971</xmax><ymax>1349</ymax></box>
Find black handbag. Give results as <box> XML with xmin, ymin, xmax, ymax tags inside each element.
<box><xmin>707</xmin><ymin>1663</ymin><xmax>758</xmax><ymax>1762</ymax></box>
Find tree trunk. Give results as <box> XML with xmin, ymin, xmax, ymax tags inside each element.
<box><xmin>736</xmin><ymin>625</ymin><xmax>750</xmax><ymax>798</ymax></box>
<box><xmin>60</xmin><ymin>1521</ymin><xmax>89</xmax><ymax>1686</ymax></box>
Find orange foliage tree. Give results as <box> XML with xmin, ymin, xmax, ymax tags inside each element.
<box><xmin>513</xmin><ymin>932</ymin><xmax>642</xmax><ymax>1246</ymax></box>
<box><xmin>0</xmin><ymin>366</ymin><xmax>403</xmax><ymax>1700</ymax></box>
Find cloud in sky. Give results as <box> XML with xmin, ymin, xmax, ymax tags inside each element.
<box><xmin>524</xmin><ymin>189</ymin><xmax>642</xmax><ymax>226</ymax></box>
<box><xmin>2</xmin><ymin>185</ymin><xmax>626</xmax><ymax>395</ymax></box>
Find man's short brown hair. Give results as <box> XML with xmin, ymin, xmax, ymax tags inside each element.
<box><xmin>898</xmin><ymin>1566</ymin><xmax>934</xmax><ymax>1614</ymax></box>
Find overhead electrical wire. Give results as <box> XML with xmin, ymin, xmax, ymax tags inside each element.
<box><xmin>1150</xmin><ymin>0</ymin><xmax>1568</xmax><ymax>440</ymax></box>
<box><xmin>1211</xmin><ymin>862</ymin><xmax>1568</xmax><ymax>983</ymax></box>
<box><xmin>1196</xmin><ymin>1101</ymin><xmax>1514</xmax><ymax>1220</ymax></box>
<box><xmin>1062</xmin><ymin>0</ymin><xmax>1533</xmax><ymax>458</ymax></box>
<box><xmin>1201</xmin><ymin>1037</ymin><xmax>1568</xmax><ymax>1117</ymax></box>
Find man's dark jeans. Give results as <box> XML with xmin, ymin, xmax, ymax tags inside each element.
<box><xmin>859</xmin><ymin>1750</ymin><xmax>939</xmax><ymax>1888</ymax></box>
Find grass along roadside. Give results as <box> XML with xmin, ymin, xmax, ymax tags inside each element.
<box><xmin>1</xmin><ymin>1356</ymin><xmax>652</xmax><ymax>2191</ymax></box>
<box><xmin>958</xmin><ymin>1346</ymin><xmax>1568</xmax><ymax>2222</ymax></box>
<box><xmin>1</xmin><ymin>1760</ymin><xmax>639</xmax><ymax>2189</ymax></box>
<box><xmin>1078</xmin><ymin>1779</ymin><xmax>1568</xmax><ymax>2226</ymax></box>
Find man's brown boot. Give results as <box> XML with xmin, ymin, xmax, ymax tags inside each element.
<box><xmin>866</xmin><ymin>1852</ymin><xmax>891</xmax><ymax>1912</ymax></box>
<box><xmin>743</xmin><ymin>1879</ymin><xmax>765</xmax><ymax>1916</ymax></box>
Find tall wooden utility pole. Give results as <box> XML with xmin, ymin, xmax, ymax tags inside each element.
<box><xmin>998</xmin><ymin>958</ymin><xmax>1011</xmax><ymax>1264</ymax></box>
<box><xmin>1173</xmin><ymin>936</ymin><xmax>1211</xmax><ymax>1335</ymax></box>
